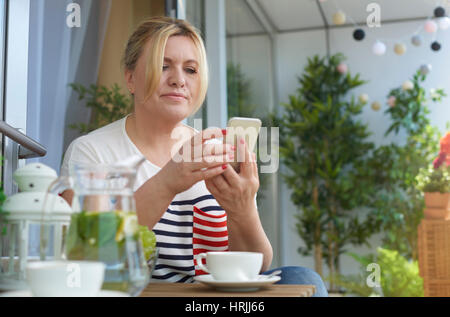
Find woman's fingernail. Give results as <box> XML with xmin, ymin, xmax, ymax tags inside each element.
<box><xmin>231</xmin><ymin>145</ymin><xmax>236</xmax><ymax>151</ymax></box>
<box><xmin>222</xmin><ymin>164</ymin><xmax>227</xmax><ymax>170</ymax></box>
<box><xmin>240</xmin><ymin>138</ymin><xmax>245</xmax><ymax>144</ymax></box>
<box><xmin>222</xmin><ymin>129</ymin><xmax>227</xmax><ymax>135</ymax></box>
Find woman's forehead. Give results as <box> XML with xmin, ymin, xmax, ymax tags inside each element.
<box><xmin>164</xmin><ymin>36</ymin><xmax>199</xmax><ymax>63</ymax></box>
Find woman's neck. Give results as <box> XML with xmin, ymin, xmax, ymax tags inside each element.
<box><xmin>125</xmin><ymin>111</ymin><xmax>193</xmax><ymax>167</ymax></box>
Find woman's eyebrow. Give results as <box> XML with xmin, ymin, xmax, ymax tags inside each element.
<box><xmin>164</xmin><ymin>57</ymin><xmax>198</xmax><ymax>65</ymax></box>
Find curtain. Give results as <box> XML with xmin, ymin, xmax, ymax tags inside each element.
<box><xmin>25</xmin><ymin>0</ymin><xmax>110</xmax><ymax>256</ymax></box>
<box><xmin>27</xmin><ymin>0</ymin><xmax>111</xmax><ymax>173</ymax></box>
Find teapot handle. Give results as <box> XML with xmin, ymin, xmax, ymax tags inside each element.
<box><xmin>40</xmin><ymin>176</ymin><xmax>74</xmax><ymax>261</ymax></box>
<box><xmin>45</xmin><ymin>176</ymin><xmax>75</xmax><ymax>206</ymax></box>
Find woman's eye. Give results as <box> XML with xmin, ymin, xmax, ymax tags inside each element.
<box><xmin>186</xmin><ymin>68</ymin><xmax>197</xmax><ymax>74</ymax></box>
<box><xmin>162</xmin><ymin>65</ymin><xmax>169</xmax><ymax>71</ymax></box>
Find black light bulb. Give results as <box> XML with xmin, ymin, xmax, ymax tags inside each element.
<box><xmin>431</xmin><ymin>41</ymin><xmax>441</xmax><ymax>51</ymax></box>
<box><xmin>353</xmin><ymin>29</ymin><xmax>365</xmax><ymax>41</ymax></box>
<box><xmin>434</xmin><ymin>6</ymin><xmax>445</xmax><ymax>18</ymax></box>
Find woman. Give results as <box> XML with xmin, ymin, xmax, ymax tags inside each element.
<box><xmin>61</xmin><ymin>16</ymin><xmax>327</xmax><ymax>296</ymax></box>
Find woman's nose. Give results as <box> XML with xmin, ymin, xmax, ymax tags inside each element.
<box><xmin>169</xmin><ymin>69</ymin><xmax>185</xmax><ymax>87</ymax></box>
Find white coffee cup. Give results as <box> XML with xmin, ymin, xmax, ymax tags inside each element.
<box><xmin>26</xmin><ymin>260</ymin><xmax>105</xmax><ymax>297</ymax></box>
<box><xmin>196</xmin><ymin>251</ymin><xmax>263</xmax><ymax>281</ymax></box>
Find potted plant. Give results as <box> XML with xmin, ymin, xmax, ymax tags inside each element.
<box><xmin>273</xmin><ymin>53</ymin><xmax>380</xmax><ymax>291</ymax></box>
<box><xmin>334</xmin><ymin>248</ymin><xmax>424</xmax><ymax>297</ymax></box>
<box><xmin>416</xmin><ymin>132</ymin><xmax>450</xmax><ymax>219</ymax></box>
<box><xmin>368</xmin><ymin>71</ymin><xmax>446</xmax><ymax>261</ymax></box>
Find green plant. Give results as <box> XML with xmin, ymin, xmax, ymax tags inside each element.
<box><xmin>335</xmin><ymin>248</ymin><xmax>424</xmax><ymax>297</ymax></box>
<box><xmin>69</xmin><ymin>83</ymin><xmax>134</xmax><ymax>134</ymax></box>
<box><xmin>416</xmin><ymin>165</ymin><xmax>450</xmax><ymax>193</ymax></box>
<box><xmin>273</xmin><ymin>54</ymin><xmax>380</xmax><ymax>290</ymax></box>
<box><xmin>416</xmin><ymin>131</ymin><xmax>450</xmax><ymax>193</ymax></box>
<box><xmin>369</xmin><ymin>71</ymin><xmax>447</xmax><ymax>260</ymax></box>
<box><xmin>0</xmin><ymin>156</ymin><xmax>8</xmax><ymax>235</ymax></box>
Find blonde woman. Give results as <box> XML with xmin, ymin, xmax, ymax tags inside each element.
<box><xmin>61</xmin><ymin>16</ymin><xmax>327</xmax><ymax>296</ymax></box>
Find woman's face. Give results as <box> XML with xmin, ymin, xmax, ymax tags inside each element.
<box><xmin>128</xmin><ymin>35</ymin><xmax>201</xmax><ymax>124</ymax></box>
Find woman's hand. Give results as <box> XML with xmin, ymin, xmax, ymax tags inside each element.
<box><xmin>204</xmin><ymin>137</ymin><xmax>259</xmax><ymax>217</ymax></box>
<box><xmin>205</xmin><ymin>137</ymin><xmax>273</xmax><ymax>270</ymax></box>
<box><xmin>159</xmin><ymin>127</ymin><xmax>235</xmax><ymax>196</ymax></box>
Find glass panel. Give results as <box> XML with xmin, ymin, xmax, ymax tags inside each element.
<box><xmin>225</xmin><ymin>0</ymin><xmax>274</xmax><ymax>197</ymax></box>
<box><xmin>0</xmin><ymin>0</ymin><xmax>7</xmax><ymax>185</ymax></box>
<box><xmin>185</xmin><ymin>0</ymin><xmax>207</xmax><ymax>127</ymax></box>
<box><xmin>224</xmin><ymin>0</ymin><xmax>278</xmax><ymax>265</ymax></box>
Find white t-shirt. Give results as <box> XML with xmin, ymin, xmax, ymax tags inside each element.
<box><xmin>61</xmin><ymin>116</ymin><xmax>228</xmax><ymax>283</ymax></box>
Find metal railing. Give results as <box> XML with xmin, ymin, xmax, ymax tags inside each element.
<box><xmin>0</xmin><ymin>120</ymin><xmax>46</xmax><ymax>159</ymax></box>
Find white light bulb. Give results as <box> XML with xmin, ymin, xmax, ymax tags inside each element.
<box><xmin>373</xmin><ymin>41</ymin><xmax>386</xmax><ymax>55</ymax></box>
<box><xmin>439</xmin><ymin>17</ymin><xmax>450</xmax><ymax>30</ymax></box>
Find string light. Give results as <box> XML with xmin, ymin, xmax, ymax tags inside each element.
<box><xmin>327</xmin><ymin>0</ymin><xmax>448</xmax><ymax>55</ymax></box>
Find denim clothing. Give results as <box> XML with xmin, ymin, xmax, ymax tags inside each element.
<box><xmin>262</xmin><ymin>266</ymin><xmax>328</xmax><ymax>297</ymax></box>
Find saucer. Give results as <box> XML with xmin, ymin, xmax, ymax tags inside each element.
<box><xmin>0</xmin><ymin>290</ymin><xmax>130</xmax><ymax>297</ymax></box>
<box><xmin>193</xmin><ymin>275</ymin><xmax>281</xmax><ymax>292</ymax></box>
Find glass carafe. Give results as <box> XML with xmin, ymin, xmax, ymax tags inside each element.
<box><xmin>43</xmin><ymin>159</ymin><xmax>149</xmax><ymax>296</ymax></box>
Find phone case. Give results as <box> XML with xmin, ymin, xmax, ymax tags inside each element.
<box><xmin>224</xmin><ymin>117</ymin><xmax>262</xmax><ymax>172</ymax></box>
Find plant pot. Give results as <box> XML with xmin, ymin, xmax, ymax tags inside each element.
<box><xmin>424</xmin><ymin>192</ymin><xmax>450</xmax><ymax>220</ymax></box>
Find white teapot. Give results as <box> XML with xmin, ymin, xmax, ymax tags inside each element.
<box><xmin>0</xmin><ymin>163</ymin><xmax>72</xmax><ymax>290</ymax></box>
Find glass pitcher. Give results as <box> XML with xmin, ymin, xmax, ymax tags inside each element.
<box><xmin>42</xmin><ymin>158</ymin><xmax>149</xmax><ymax>296</ymax></box>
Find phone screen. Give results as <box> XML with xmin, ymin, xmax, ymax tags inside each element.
<box><xmin>225</xmin><ymin>117</ymin><xmax>261</xmax><ymax>172</ymax></box>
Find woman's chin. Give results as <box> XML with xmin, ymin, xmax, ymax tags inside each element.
<box><xmin>163</xmin><ymin>108</ymin><xmax>191</xmax><ymax>123</ymax></box>
<box><xmin>140</xmin><ymin>103</ymin><xmax>193</xmax><ymax>124</ymax></box>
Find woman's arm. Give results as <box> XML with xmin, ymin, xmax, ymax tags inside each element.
<box><xmin>227</xmin><ymin>204</ymin><xmax>273</xmax><ymax>272</ymax></box>
<box><xmin>134</xmin><ymin>171</ymin><xmax>176</xmax><ymax>229</ymax></box>
<box><xmin>62</xmin><ymin>128</ymin><xmax>233</xmax><ymax>230</ymax></box>
<box><xmin>205</xmin><ymin>139</ymin><xmax>273</xmax><ymax>271</ymax></box>
<box><xmin>135</xmin><ymin>128</ymin><xmax>234</xmax><ymax>229</ymax></box>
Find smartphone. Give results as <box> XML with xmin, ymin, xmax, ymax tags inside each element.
<box><xmin>224</xmin><ymin>117</ymin><xmax>262</xmax><ymax>172</ymax></box>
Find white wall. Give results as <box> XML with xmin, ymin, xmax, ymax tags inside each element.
<box><xmin>227</xmin><ymin>19</ymin><xmax>450</xmax><ymax>278</ymax></box>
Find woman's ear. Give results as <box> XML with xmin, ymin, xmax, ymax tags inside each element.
<box><xmin>124</xmin><ymin>68</ymin><xmax>135</xmax><ymax>95</ymax></box>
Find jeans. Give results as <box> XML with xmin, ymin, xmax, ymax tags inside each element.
<box><xmin>262</xmin><ymin>266</ymin><xmax>328</xmax><ymax>297</ymax></box>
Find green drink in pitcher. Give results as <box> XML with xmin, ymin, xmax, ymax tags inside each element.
<box><xmin>65</xmin><ymin>210</ymin><xmax>156</xmax><ymax>294</ymax></box>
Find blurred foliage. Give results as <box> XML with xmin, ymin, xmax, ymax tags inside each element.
<box><xmin>69</xmin><ymin>83</ymin><xmax>134</xmax><ymax>134</ymax></box>
<box><xmin>0</xmin><ymin>156</ymin><xmax>8</xmax><ymax>235</ymax></box>
<box><xmin>416</xmin><ymin>165</ymin><xmax>450</xmax><ymax>193</ymax></box>
<box><xmin>272</xmin><ymin>54</ymin><xmax>382</xmax><ymax>291</ymax></box>
<box><xmin>334</xmin><ymin>248</ymin><xmax>424</xmax><ymax>297</ymax></box>
<box><xmin>368</xmin><ymin>71</ymin><xmax>446</xmax><ymax>260</ymax></box>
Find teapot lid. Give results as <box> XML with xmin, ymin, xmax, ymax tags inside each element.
<box><xmin>14</xmin><ymin>163</ymin><xmax>57</xmax><ymax>178</ymax></box>
<box><xmin>13</xmin><ymin>163</ymin><xmax>57</xmax><ymax>192</ymax></box>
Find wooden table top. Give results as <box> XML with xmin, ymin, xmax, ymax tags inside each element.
<box><xmin>140</xmin><ymin>282</ymin><xmax>315</xmax><ymax>297</ymax></box>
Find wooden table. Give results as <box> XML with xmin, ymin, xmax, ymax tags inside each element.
<box><xmin>140</xmin><ymin>283</ymin><xmax>315</xmax><ymax>297</ymax></box>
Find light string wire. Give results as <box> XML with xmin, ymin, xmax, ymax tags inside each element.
<box><xmin>329</xmin><ymin>0</ymin><xmax>445</xmax><ymax>45</ymax></box>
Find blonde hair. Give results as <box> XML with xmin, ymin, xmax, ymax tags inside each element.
<box><xmin>122</xmin><ymin>16</ymin><xmax>208</xmax><ymax>115</ymax></box>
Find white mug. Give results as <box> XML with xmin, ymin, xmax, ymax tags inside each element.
<box><xmin>196</xmin><ymin>251</ymin><xmax>263</xmax><ymax>281</ymax></box>
<box><xmin>26</xmin><ymin>260</ymin><xmax>105</xmax><ymax>297</ymax></box>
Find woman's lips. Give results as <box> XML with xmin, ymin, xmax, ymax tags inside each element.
<box><xmin>161</xmin><ymin>93</ymin><xmax>187</xmax><ymax>101</ymax></box>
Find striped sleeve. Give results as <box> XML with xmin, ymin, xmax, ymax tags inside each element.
<box><xmin>193</xmin><ymin>206</ymin><xmax>228</xmax><ymax>276</ymax></box>
<box><xmin>149</xmin><ymin>194</ymin><xmax>228</xmax><ymax>283</ymax></box>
